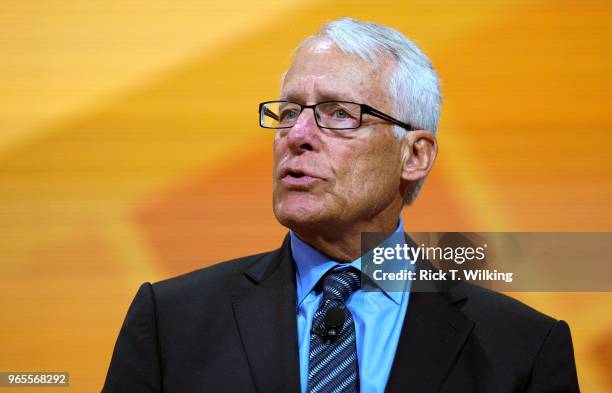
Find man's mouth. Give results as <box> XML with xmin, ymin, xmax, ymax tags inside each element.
<box><xmin>280</xmin><ymin>168</ymin><xmax>322</xmax><ymax>188</ymax></box>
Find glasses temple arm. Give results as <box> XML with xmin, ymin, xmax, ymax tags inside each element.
<box><xmin>362</xmin><ymin>105</ymin><xmax>415</xmax><ymax>131</ymax></box>
<box><xmin>262</xmin><ymin>106</ymin><xmax>280</xmax><ymax>122</ymax></box>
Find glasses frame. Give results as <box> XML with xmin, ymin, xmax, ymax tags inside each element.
<box><xmin>258</xmin><ymin>100</ymin><xmax>417</xmax><ymax>131</ymax></box>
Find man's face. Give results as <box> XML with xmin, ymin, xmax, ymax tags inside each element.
<box><xmin>272</xmin><ymin>39</ymin><xmax>406</xmax><ymax>233</ymax></box>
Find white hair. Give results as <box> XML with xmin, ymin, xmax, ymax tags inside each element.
<box><xmin>294</xmin><ymin>18</ymin><xmax>441</xmax><ymax>203</ymax></box>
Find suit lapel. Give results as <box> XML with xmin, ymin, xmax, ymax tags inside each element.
<box><xmin>383</xmin><ymin>234</ymin><xmax>476</xmax><ymax>393</ymax></box>
<box><xmin>230</xmin><ymin>236</ymin><xmax>301</xmax><ymax>393</ymax></box>
<box><xmin>230</xmin><ymin>233</ymin><xmax>474</xmax><ymax>393</ymax></box>
<box><xmin>384</xmin><ymin>286</ymin><xmax>474</xmax><ymax>393</ymax></box>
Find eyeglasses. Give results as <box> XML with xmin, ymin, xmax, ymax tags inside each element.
<box><xmin>258</xmin><ymin>100</ymin><xmax>416</xmax><ymax>131</ymax></box>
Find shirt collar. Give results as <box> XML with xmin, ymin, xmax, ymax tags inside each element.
<box><xmin>291</xmin><ymin>218</ymin><xmax>406</xmax><ymax>306</ymax></box>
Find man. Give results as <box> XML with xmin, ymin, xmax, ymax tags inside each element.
<box><xmin>103</xmin><ymin>18</ymin><xmax>580</xmax><ymax>392</ymax></box>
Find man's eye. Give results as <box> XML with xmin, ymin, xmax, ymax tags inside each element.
<box><xmin>333</xmin><ymin>109</ymin><xmax>348</xmax><ymax>118</ymax></box>
<box><xmin>280</xmin><ymin>110</ymin><xmax>298</xmax><ymax>121</ymax></box>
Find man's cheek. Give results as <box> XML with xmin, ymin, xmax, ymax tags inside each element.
<box><xmin>339</xmin><ymin>170</ymin><xmax>366</xmax><ymax>200</ymax></box>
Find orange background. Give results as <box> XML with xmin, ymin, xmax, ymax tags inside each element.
<box><xmin>0</xmin><ymin>1</ymin><xmax>611</xmax><ymax>391</ymax></box>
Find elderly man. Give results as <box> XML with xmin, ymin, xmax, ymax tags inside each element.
<box><xmin>103</xmin><ymin>18</ymin><xmax>579</xmax><ymax>393</ymax></box>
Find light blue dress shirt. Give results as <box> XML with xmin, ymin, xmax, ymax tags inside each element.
<box><xmin>291</xmin><ymin>219</ymin><xmax>411</xmax><ymax>393</ymax></box>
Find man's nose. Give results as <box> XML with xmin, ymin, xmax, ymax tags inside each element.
<box><xmin>286</xmin><ymin>107</ymin><xmax>321</xmax><ymax>152</ymax></box>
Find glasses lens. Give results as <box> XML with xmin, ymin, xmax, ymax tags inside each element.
<box><xmin>316</xmin><ymin>102</ymin><xmax>361</xmax><ymax>129</ymax></box>
<box><xmin>260</xmin><ymin>101</ymin><xmax>302</xmax><ymax>128</ymax></box>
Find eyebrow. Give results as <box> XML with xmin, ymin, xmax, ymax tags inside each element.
<box><xmin>281</xmin><ymin>89</ymin><xmax>360</xmax><ymax>104</ymax></box>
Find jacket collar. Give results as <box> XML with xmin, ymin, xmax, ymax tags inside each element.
<box><xmin>230</xmin><ymin>235</ymin><xmax>301</xmax><ymax>393</ymax></box>
<box><xmin>231</xmin><ymin>234</ymin><xmax>475</xmax><ymax>393</ymax></box>
<box><xmin>384</xmin><ymin>234</ymin><xmax>475</xmax><ymax>393</ymax></box>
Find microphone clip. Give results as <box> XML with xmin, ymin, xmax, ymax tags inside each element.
<box><xmin>313</xmin><ymin>306</ymin><xmax>346</xmax><ymax>342</ymax></box>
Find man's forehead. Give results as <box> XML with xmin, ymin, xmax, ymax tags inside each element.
<box><xmin>281</xmin><ymin>39</ymin><xmax>392</xmax><ymax>104</ymax></box>
<box><xmin>288</xmin><ymin>39</ymin><xmax>376</xmax><ymax>76</ymax></box>
<box><xmin>305</xmin><ymin>38</ymin><xmax>337</xmax><ymax>53</ymax></box>
<box><xmin>281</xmin><ymin>76</ymin><xmax>361</xmax><ymax>103</ymax></box>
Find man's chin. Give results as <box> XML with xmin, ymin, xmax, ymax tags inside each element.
<box><xmin>273</xmin><ymin>203</ymin><xmax>332</xmax><ymax>232</ymax></box>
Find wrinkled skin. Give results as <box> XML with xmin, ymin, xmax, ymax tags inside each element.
<box><xmin>272</xmin><ymin>39</ymin><xmax>437</xmax><ymax>261</ymax></box>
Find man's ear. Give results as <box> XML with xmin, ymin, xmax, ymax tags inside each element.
<box><xmin>400</xmin><ymin>130</ymin><xmax>438</xmax><ymax>182</ymax></box>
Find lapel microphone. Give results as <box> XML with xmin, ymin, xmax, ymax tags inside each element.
<box><xmin>314</xmin><ymin>306</ymin><xmax>346</xmax><ymax>341</ymax></box>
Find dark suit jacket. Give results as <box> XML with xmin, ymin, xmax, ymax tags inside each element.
<box><xmin>102</xmin><ymin>235</ymin><xmax>580</xmax><ymax>393</ymax></box>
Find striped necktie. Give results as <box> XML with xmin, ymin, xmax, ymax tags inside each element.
<box><xmin>308</xmin><ymin>267</ymin><xmax>361</xmax><ymax>393</ymax></box>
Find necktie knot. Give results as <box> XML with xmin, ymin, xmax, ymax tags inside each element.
<box><xmin>321</xmin><ymin>267</ymin><xmax>361</xmax><ymax>304</ymax></box>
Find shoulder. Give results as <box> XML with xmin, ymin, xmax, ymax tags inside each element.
<box><xmin>450</xmin><ymin>283</ymin><xmax>578</xmax><ymax>389</ymax></box>
<box><xmin>453</xmin><ymin>282</ymin><xmax>566</xmax><ymax>352</ymax></box>
<box><xmin>149</xmin><ymin>250</ymin><xmax>273</xmax><ymax>309</ymax></box>
<box><xmin>458</xmin><ymin>282</ymin><xmax>555</xmax><ymax>327</ymax></box>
